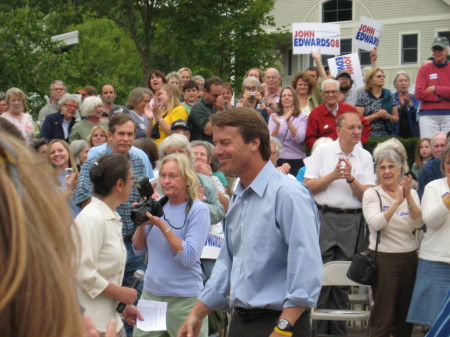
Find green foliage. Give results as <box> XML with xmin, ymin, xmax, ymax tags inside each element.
<box><xmin>64</xmin><ymin>18</ymin><xmax>143</xmax><ymax>104</ymax></box>
<box><xmin>151</xmin><ymin>0</ymin><xmax>278</xmax><ymax>89</ymax></box>
<box><xmin>364</xmin><ymin>137</ymin><xmax>419</xmax><ymax>169</ymax></box>
<box><xmin>0</xmin><ymin>7</ymin><xmax>75</xmax><ymax>115</ymax></box>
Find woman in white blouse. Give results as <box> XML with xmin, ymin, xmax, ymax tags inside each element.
<box><xmin>74</xmin><ymin>154</ymin><xmax>137</xmax><ymax>337</ymax></box>
<box><xmin>362</xmin><ymin>149</ymin><xmax>422</xmax><ymax>337</ymax></box>
<box><xmin>407</xmin><ymin>146</ymin><xmax>450</xmax><ymax>328</ymax></box>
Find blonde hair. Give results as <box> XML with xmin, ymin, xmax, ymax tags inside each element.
<box><xmin>365</xmin><ymin>68</ymin><xmax>384</xmax><ymax>92</ymax></box>
<box><xmin>373</xmin><ymin>138</ymin><xmax>409</xmax><ymax>173</ymax></box>
<box><xmin>5</xmin><ymin>87</ymin><xmax>28</xmax><ymax>112</ymax></box>
<box><xmin>0</xmin><ymin>134</ymin><xmax>85</xmax><ymax>337</ymax></box>
<box><xmin>160</xmin><ymin>83</ymin><xmax>181</xmax><ymax>113</ymax></box>
<box><xmin>47</xmin><ymin>139</ymin><xmax>79</xmax><ymax>174</ymax></box>
<box><xmin>158</xmin><ymin>153</ymin><xmax>198</xmax><ymax>200</ymax></box>
<box><xmin>87</xmin><ymin>125</ymin><xmax>107</xmax><ymax>147</ymax></box>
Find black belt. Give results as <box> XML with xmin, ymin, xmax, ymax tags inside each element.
<box><xmin>234</xmin><ymin>307</ymin><xmax>280</xmax><ymax>321</ymax></box>
<box><xmin>316</xmin><ymin>204</ymin><xmax>362</xmax><ymax>214</ymax></box>
<box><xmin>123</xmin><ymin>234</ymin><xmax>133</xmax><ymax>243</ymax></box>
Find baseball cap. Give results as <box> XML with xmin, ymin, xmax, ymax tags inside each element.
<box><xmin>336</xmin><ymin>70</ymin><xmax>353</xmax><ymax>80</ymax></box>
<box><xmin>170</xmin><ymin>119</ymin><xmax>190</xmax><ymax>131</ymax></box>
<box><xmin>432</xmin><ymin>37</ymin><xmax>449</xmax><ymax>49</ymax></box>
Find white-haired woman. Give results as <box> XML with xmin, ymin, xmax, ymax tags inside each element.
<box><xmin>236</xmin><ymin>76</ymin><xmax>269</xmax><ymax>122</ymax></box>
<box><xmin>363</xmin><ymin>149</ymin><xmax>422</xmax><ymax>337</ymax></box>
<box><xmin>133</xmin><ymin>154</ymin><xmax>210</xmax><ymax>337</ymax></box>
<box><xmin>41</xmin><ymin>93</ymin><xmax>80</xmax><ymax>143</ymax></box>
<box><xmin>69</xmin><ymin>139</ymin><xmax>91</xmax><ymax>171</ymax></box>
<box><xmin>69</xmin><ymin>96</ymin><xmax>108</xmax><ymax>143</ymax></box>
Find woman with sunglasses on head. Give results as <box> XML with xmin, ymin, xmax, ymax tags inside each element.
<box><xmin>88</xmin><ymin>126</ymin><xmax>108</xmax><ymax>147</ymax></box>
<box><xmin>356</xmin><ymin>68</ymin><xmax>399</xmax><ymax>138</ymax></box>
<box><xmin>69</xmin><ymin>96</ymin><xmax>108</xmax><ymax>143</ymax></box>
<box><xmin>74</xmin><ymin>154</ymin><xmax>137</xmax><ymax>337</ymax></box>
<box><xmin>41</xmin><ymin>93</ymin><xmax>79</xmax><ymax>143</ymax></box>
<box><xmin>133</xmin><ymin>154</ymin><xmax>210</xmax><ymax>337</ymax></box>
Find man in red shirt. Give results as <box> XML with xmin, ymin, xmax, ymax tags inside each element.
<box><xmin>305</xmin><ymin>79</ymin><xmax>370</xmax><ymax>150</ymax></box>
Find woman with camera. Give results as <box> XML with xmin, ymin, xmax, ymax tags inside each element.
<box><xmin>133</xmin><ymin>154</ymin><xmax>210</xmax><ymax>337</ymax></box>
<box><xmin>74</xmin><ymin>154</ymin><xmax>138</xmax><ymax>337</ymax></box>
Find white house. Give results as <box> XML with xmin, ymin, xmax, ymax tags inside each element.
<box><xmin>267</xmin><ymin>0</ymin><xmax>450</xmax><ymax>88</ymax></box>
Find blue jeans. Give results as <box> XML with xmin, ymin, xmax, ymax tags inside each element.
<box><xmin>123</xmin><ymin>241</ymin><xmax>146</xmax><ymax>337</ymax></box>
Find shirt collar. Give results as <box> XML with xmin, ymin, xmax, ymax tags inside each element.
<box><xmin>90</xmin><ymin>196</ymin><xmax>122</xmax><ymax>221</ymax></box>
<box><xmin>334</xmin><ymin>139</ymin><xmax>356</xmax><ymax>158</ymax></box>
<box><xmin>234</xmin><ymin>161</ymin><xmax>275</xmax><ymax>199</ymax></box>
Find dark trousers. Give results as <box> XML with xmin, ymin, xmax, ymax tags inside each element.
<box><xmin>122</xmin><ymin>241</ymin><xmax>146</xmax><ymax>336</ymax></box>
<box><xmin>228</xmin><ymin>308</ymin><xmax>311</xmax><ymax>337</ymax></box>
<box><xmin>277</xmin><ymin>158</ymin><xmax>304</xmax><ymax>177</ymax></box>
<box><xmin>368</xmin><ymin>250</ymin><xmax>418</xmax><ymax>337</ymax></box>
<box><xmin>316</xmin><ymin>210</ymin><xmax>365</xmax><ymax>336</ymax></box>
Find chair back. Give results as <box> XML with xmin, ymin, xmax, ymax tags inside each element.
<box><xmin>322</xmin><ymin>261</ymin><xmax>362</xmax><ymax>286</ymax></box>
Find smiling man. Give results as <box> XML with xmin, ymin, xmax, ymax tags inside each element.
<box><xmin>416</xmin><ymin>36</ymin><xmax>450</xmax><ymax>138</ymax></box>
<box><xmin>304</xmin><ymin>111</ymin><xmax>375</xmax><ymax>336</ymax></box>
<box><xmin>178</xmin><ymin>108</ymin><xmax>323</xmax><ymax>337</ymax></box>
<box><xmin>305</xmin><ymin>79</ymin><xmax>370</xmax><ymax>150</ymax></box>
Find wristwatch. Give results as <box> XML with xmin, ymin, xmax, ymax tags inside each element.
<box><xmin>276</xmin><ymin>318</ymin><xmax>294</xmax><ymax>332</ymax></box>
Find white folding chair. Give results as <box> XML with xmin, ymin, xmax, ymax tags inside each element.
<box><xmin>311</xmin><ymin>261</ymin><xmax>372</xmax><ymax>337</ymax></box>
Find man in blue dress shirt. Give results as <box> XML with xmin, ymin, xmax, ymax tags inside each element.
<box><xmin>177</xmin><ymin>108</ymin><xmax>323</xmax><ymax>337</ymax></box>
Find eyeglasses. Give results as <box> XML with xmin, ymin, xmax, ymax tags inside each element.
<box><xmin>92</xmin><ymin>133</ymin><xmax>106</xmax><ymax>138</ymax></box>
<box><xmin>64</xmin><ymin>104</ymin><xmax>79</xmax><ymax>110</ymax></box>
<box><xmin>265</xmin><ymin>76</ymin><xmax>279</xmax><ymax>80</ymax></box>
<box><xmin>159</xmin><ymin>174</ymin><xmax>180</xmax><ymax>181</ymax></box>
<box><xmin>52</xmin><ymin>88</ymin><xmax>65</xmax><ymax>91</ymax></box>
<box><xmin>375</xmin><ymin>75</ymin><xmax>386</xmax><ymax>79</ymax></box>
<box><xmin>323</xmin><ymin>90</ymin><xmax>338</xmax><ymax>95</ymax></box>
<box><xmin>95</xmin><ymin>105</ymin><xmax>103</xmax><ymax>109</ymax></box>
<box><xmin>432</xmin><ymin>46</ymin><xmax>444</xmax><ymax>52</ymax></box>
<box><xmin>341</xmin><ymin>125</ymin><xmax>363</xmax><ymax>131</ymax></box>
<box><xmin>245</xmin><ymin>86</ymin><xmax>258</xmax><ymax>91</ymax></box>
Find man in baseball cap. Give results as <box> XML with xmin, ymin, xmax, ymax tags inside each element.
<box><xmin>170</xmin><ymin>119</ymin><xmax>190</xmax><ymax>140</ymax></box>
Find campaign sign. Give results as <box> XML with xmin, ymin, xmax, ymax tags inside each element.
<box><xmin>292</xmin><ymin>23</ymin><xmax>341</xmax><ymax>55</ymax></box>
<box><xmin>355</xmin><ymin>16</ymin><xmax>384</xmax><ymax>51</ymax></box>
<box><xmin>327</xmin><ymin>53</ymin><xmax>364</xmax><ymax>88</ymax></box>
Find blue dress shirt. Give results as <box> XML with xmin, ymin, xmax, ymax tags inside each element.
<box><xmin>88</xmin><ymin>143</ymin><xmax>154</xmax><ymax>179</ymax></box>
<box><xmin>199</xmin><ymin>161</ymin><xmax>323</xmax><ymax>311</ymax></box>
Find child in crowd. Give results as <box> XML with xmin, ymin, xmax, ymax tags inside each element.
<box><xmin>412</xmin><ymin>138</ymin><xmax>433</xmax><ymax>180</ymax></box>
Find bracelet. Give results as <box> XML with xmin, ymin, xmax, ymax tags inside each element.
<box><xmin>443</xmin><ymin>197</ymin><xmax>450</xmax><ymax>206</ymax></box>
<box><xmin>408</xmin><ymin>204</ymin><xmax>415</xmax><ymax>209</ymax></box>
<box><xmin>163</xmin><ymin>228</ymin><xmax>172</xmax><ymax>236</ymax></box>
<box><xmin>346</xmin><ymin>176</ymin><xmax>355</xmax><ymax>183</ymax></box>
<box><xmin>274</xmin><ymin>327</ymin><xmax>293</xmax><ymax>336</ymax></box>
<box><xmin>157</xmin><ymin>117</ymin><xmax>164</xmax><ymax>123</ymax></box>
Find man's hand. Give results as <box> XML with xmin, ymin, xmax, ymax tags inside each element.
<box><xmin>122</xmin><ymin>305</ymin><xmax>144</xmax><ymax>326</ymax></box>
<box><xmin>177</xmin><ymin>314</ymin><xmax>204</xmax><ymax>337</ymax></box>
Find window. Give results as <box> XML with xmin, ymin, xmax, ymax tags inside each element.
<box><xmin>438</xmin><ymin>31</ymin><xmax>450</xmax><ymax>41</ymax></box>
<box><xmin>288</xmin><ymin>49</ymin><xmax>293</xmax><ymax>76</ymax></box>
<box><xmin>359</xmin><ymin>50</ymin><xmax>371</xmax><ymax>66</ymax></box>
<box><xmin>401</xmin><ymin>34</ymin><xmax>418</xmax><ymax>64</ymax></box>
<box><xmin>322</xmin><ymin>0</ymin><xmax>352</xmax><ymax>23</ymax></box>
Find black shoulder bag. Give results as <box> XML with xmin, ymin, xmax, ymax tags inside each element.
<box><xmin>347</xmin><ymin>189</ymin><xmax>381</xmax><ymax>286</ymax></box>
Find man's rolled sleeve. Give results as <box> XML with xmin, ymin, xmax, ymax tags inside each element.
<box><xmin>277</xmin><ymin>185</ymin><xmax>323</xmax><ymax>308</ymax></box>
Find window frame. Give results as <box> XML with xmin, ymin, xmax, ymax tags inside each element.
<box><xmin>321</xmin><ymin>0</ymin><xmax>353</xmax><ymax>23</ymax></box>
<box><xmin>400</xmin><ymin>32</ymin><xmax>420</xmax><ymax>65</ymax></box>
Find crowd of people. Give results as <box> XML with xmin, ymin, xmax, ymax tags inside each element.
<box><xmin>1</xmin><ymin>35</ymin><xmax>450</xmax><ymax>337</ymax></box>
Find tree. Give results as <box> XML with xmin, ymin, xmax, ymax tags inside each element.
<box><xmin>64</xmin><ymin>17</ymin><xmax>143</xmax><ymax>104</ymax></box>
<box><xmin>82</xmin><ymin>0</ymin><xmax>277</xmax><ymax>86</ymax></box>
<box><xmin>0</xmin><ymin>7</ymin><xmax>75</xmax><ymax>114</ymax></box>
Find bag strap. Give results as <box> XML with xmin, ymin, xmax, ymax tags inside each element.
<box><xmin>373</xmin><ymin>189</ymin><xmax>382</xmax><ymax>261</ymax></box>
